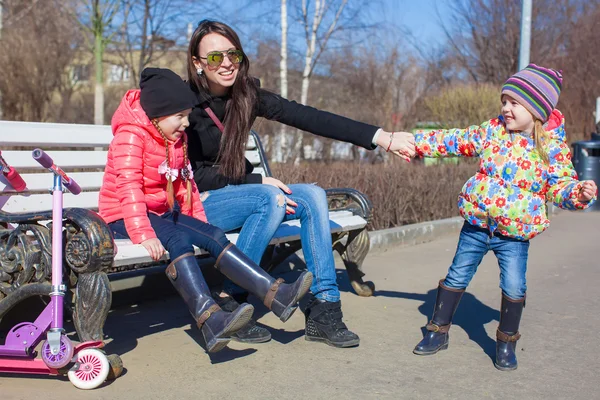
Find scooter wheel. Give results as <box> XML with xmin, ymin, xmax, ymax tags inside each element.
<box><xmin>67</xmin><ymin>348</ymin><xmax>110</xmax><ymax>390</ymax></box>
<box><xmin>41</xmin><ymin>336</ymin><xmax>74</xmax><ymax>369</ymax></box>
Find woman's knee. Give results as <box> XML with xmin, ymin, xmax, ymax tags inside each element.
<box><xmin>256</xmin><ymin>185</ymin><xmax>286</xmax><ymax>216</ymax></box>
<box><xmin>291</xmin><ymin>183</ymin><xmax>327</xmax><ymax>203</ymax></box>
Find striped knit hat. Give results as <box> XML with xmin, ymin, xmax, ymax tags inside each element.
<box><xmin>501</xmin><ymin>64</ymin><xmax>563</xmax><ymax>122</ymax></box>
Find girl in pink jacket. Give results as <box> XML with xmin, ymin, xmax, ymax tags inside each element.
<box><xmin>99</xmin><ymin>68</ymin><xmax>312</xmax><ymax>353</ymax></box>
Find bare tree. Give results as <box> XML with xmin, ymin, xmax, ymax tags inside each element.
<box><xmin>552</xmin><ymin>1</ymin><xmax>600</xmax><ymax>140</ymax></box>
<box><xmin>289</xmin><ymin>0</ymin><xmax>376</xmax><ymax>162</ymax></box>
<box><xmin>298</xmin><ymin>0</ymin><xmax>347</xmax><ymax>105</ymax></box>
<box><xmin>65</xmin><ymin>0</ymin><xmax>121</xmax><ymax>125</ymax></box>
<box><xmin>272</xmin><ymin>0</ymin><xmax>289</xmax><ymax>163</ymax></box>
<box><xmin>322</xmin><ymin>39</ymin><xmax>428</xmax><ymax>163</ymax></box>
<box><xmin>113</xmin><ymin>0</ymin><xmax>203</xmax><ymax>87</ymax></box>
<box><xmin>440</xmin><ymin>0</ymin><xmax>580</xmax><ymax>84</ymax></box>
<box><xmin>0</xmin><ymin>0</ymin><xmax>81</xmax><ymax>122</ymax></box>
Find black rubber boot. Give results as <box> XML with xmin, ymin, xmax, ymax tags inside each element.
<box><xmin>215</xmin><ymin>244</ymin><xmax>313</xmax><ymax>322</ymax></box>
<box><xmin>413</xmin><ymin>280</ymin><xmax>465</xmax><ymax>355</ymax></box>
<box><xmin>304</xmin><ymin>298</ymin><xmax>360</xmax><ymax>348</ymax></box>
<box><xmin>213</xmin><ymin>292</ymin><xmax>272</xmax><ymax>343</ymax></box>
<box><xmin>495</xmin><ymin>293</ymin><xmax>525</xmax><ymax>371</ymax></box>
<box><xmin>165</xmin><ymin>253</ymin><xmax>254</xmax><ymax>353</ymax></box>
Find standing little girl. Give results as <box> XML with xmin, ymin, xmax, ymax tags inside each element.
<box><xmin>98</xmin><ymin>68</ymin><xmax>312</xmax><ymax>353</ymax></box>
<box><xmin>410</xmin><ymin>64</ymin><xmax>597</xmax><ymax>370</ymax></box>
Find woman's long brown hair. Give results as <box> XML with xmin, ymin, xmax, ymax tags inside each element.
<box><xmin>187</xmin><ymin>20</ymin><xmax>258</xmax><ymax>179</ymax></box>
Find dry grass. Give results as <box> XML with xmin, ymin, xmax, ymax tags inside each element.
<box><xmin>272</xmin><ymin>159</ymin><xmax>477</xmax><ymax>230</ymax></box>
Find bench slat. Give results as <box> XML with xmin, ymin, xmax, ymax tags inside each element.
<box><xmin>112</xmin><ymin>211</ymin><xmax>366</xmax><ymax>266</ymax></box>
<box><xmin>0</xmin><ymin>121</ymin><xmax>258</xmax><ymax>150</ymax></box>
<box><xmin>0</xmin><ymin>172</ymin><xmax>105</xmax><ymax>193</ymax></box>
<box><xmin>252</xmin><ymin>167</ymin><xmax>265</xmax><ymax>177</ymax></box>
<box><xmin>0</xmin><ymin>192</ymin><xmax>100</xmax><ymax>212</ymax></box>
<box><xmin>0</xmin><ymin>121</ymin><xmax>113</xmax><ymax>147</ymax></box>
<box><xmin>2</xmin><ymin>149</ymin><xmax>260</xmax><ymax>170</ymax></box>
<box><xmin>2</xmin><ymin>151</ymin><xmax>108</xmax><ymax>170</ymax></box>
<box><xmin>269</xmin><ymin>214</ymin><xmax>367</xmax><ymax>245</ymax></box>
<box><xmin>246</xmin><ymin>150</ymin><xmax>261</xmax><ymax>166</ymax></box>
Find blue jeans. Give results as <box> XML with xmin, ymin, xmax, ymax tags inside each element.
<box><xmin>109</xmin><ymin>209</ymin><xmax>230</xmax><ymax>260</ymax></box>
<box><xmin>202</xmin><ymin>183</ymin><xmax>339</xmax><ymax>302</ymax></box>
<box><xmin>443</xmin><ymin>222</ymin><xmax>529</xmax><ymax>300</ymax></box>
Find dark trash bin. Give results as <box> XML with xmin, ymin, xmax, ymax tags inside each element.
<box><xmin>572</xmin><ymin>140</ymin><xmax>600</xmax><ymax>211</ymax></box>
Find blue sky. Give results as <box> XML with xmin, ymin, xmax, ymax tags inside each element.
<box><xmin>380</xmin><ymin>0</ymin><xmax>450</xmax><ymax>47</ymax></box>
<box><xmin>194</xmin><ymin>0</ymin><xmax>452</xmax><ymax>55</ymax></box>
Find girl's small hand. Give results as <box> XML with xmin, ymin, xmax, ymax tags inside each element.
<box><xmin>141</xmin><ymin>238</ymin><xmax>166</xmax><ymax>261</ymax></box>
<box><xmin>376</xmin><ymin>131</ymin><xmax>416</xmax><ymax>161</ymax></box>
<box><xmin>578</xmin><ymin>180</ymin><xmax>598</xmax><ymax>202</ymax></box>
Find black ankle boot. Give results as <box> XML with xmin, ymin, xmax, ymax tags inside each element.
<box><xmin>413</xmin><ymin>280</ymin><xmax>465</xmax><ymax>355</ymax></box>
<box><xmin>215</xmin><ymin>244</ymin><xmax>313</xmax><ymax>322</ymax></box>
<box><xmin>304</xmin><ymin>298</ymin><xmax>360</xmax><ymax>348</ymax></box>
<box><xmin>166</xmin><ymin>253</ymin><xmax>254</xmax><ymax>353</ymax></box>
<box><xmin>214</xmin><ymin>293</ymin><xmax>272</xmax><ymax>343</ymax></box>
<box><xmin>495</xmin><ymin>294</ymin><xmax>525</xmax><ymax>371</ymax></box>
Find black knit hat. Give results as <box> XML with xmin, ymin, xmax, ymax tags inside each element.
<box><xmin>140</xmin><ymin>68</ymin><xmax>198</xmax><ymax>119</ymax></box>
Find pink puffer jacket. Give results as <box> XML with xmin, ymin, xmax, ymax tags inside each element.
<box><xmin>98</xmin><ymin>89</ymin><xmax>207</xmax><ymax>244</ymax></box>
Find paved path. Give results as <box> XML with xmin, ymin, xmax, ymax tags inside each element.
<box><xmin>1</xmin><ymin>211</ymin><xmax>599</xmax><ymax>399</ymax></box>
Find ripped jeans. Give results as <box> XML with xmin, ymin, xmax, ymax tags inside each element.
<box><xmin>201</xmin><ymin>183</ymin><xmax>340</xmax><ymax>302</ymax></box>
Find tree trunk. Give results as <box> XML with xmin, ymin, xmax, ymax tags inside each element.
<box><xmin>274</xmin><ymin>0</ymin><xmax>288</xmax><ymax>163</ymax></box>
<box><xmin>293</xmin><ymin>0</ymin><xmax>322</xmax><ymax>164</ymax></box>
<box><xmin>94</xmin><ymin>33</ymin><xmax>104</xmax><ymax>125</ymax></box>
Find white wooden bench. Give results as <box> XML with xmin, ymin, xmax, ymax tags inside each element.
<box><xmin>0</xmin><ymin>120</ymin><xmax>374</xmax><ymax>343</ymax></box>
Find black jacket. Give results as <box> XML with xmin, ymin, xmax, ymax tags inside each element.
<box><xmin>186</xmin><ymin>83</ymin><xmax>379</xmax><ymax>193</ymax></box>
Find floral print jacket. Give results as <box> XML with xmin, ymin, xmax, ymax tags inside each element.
<box><xmin>414</xmin><ymin>109</ymin><xmax>597</xmax><ymax>240</ymax></box>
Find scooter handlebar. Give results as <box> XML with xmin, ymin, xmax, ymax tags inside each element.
<box><xmin>32</xmin><ymin>149</ymin><xmax>81</xmax><ymax>195</ymax></box>
<box><xmin>0</xmin><ymin>150</ymin><xmax>27</xmax><ymax>192</ymax></box>
<box><xmin>5</xmin><ymin>167</ymin><xmax>27</xmax><ymax>192</ymax></box>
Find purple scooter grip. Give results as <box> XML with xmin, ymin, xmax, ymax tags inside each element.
<box><xmin>32</xmin><ymin>149</ymin><xmax>81</xmax><ymax>195</ymax></box>
<box><xmin>32</xmin><ymin>148</ymin><xmax>53</xmax><ymax>168</ymax></box>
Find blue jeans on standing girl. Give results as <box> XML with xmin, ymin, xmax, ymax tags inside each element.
<box><xmin>201</xmin><ymin>183</ymin><xmax>340</xmax><ymax>302</ymax></box>
<box><xmin>444</xmin><ymin>222</ymin><xmax>529</xmax><ymax>300</ymax></box>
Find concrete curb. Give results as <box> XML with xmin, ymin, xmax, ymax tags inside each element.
<box><xmin>368</xmin><ymin>216</ymin><xmax>464</xmax><ymax>252</ymax></box>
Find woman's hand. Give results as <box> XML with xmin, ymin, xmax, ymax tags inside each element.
<box><xmin>262</xmin><ymin>176</ymin><xmax>297</xmax><ymax>214</ymax></box>
<box><xmin>578</xmin><ymin>180</ymin><xmax>598</xmax><ymax>202</ymax></box>
<box><xmin>141</xmin><ymin>238</ymin><xmax>166</xmax><ymax>261</ymax></box>
<box><xmin>376</xmin><ymin>131</ymin><xmax>416</xmax><ymax>161</ymax></box>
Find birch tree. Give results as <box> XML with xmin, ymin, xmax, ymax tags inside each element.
<box><xmin>273</xmin><ymin>0</ymin><xmax>289</xmax><ymax>163</ymax></box>
<box><xmin>290</xmin><ymin>0</ymin><xmax>370</xmax><ymax>162</ymax></box>
<box><xmin>299</xmin><ymin>0</ymin><xmax>348</xmax><ymax>106</ymax></box>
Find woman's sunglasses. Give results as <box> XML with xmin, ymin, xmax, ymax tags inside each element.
<box><xmin>199</xmin><ymin>49</ymin><xmax>244</xmax><ymax>68</ymax></box>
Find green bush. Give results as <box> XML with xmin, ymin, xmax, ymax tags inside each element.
<box><xmin>424</xmin><ymin>84</ymin><xmax>501</xmax><ymax>129</ymax></box>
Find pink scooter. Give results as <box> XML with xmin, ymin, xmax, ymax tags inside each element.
<box><xmin>0</xmin><ymin>149</ymin><xmax>111</xmax><ymax>390</ymax></box>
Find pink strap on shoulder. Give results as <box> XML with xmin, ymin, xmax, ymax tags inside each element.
<box><xmin>203</xmin><ymin>103</ymin><xmax>225</xmax><ymax>133</ymax></box>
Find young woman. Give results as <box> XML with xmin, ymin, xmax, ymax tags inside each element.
<box><xmin>185</xmin><ymin>20</ymin><xmax>415</xmax><ymax>347</ymax></box>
